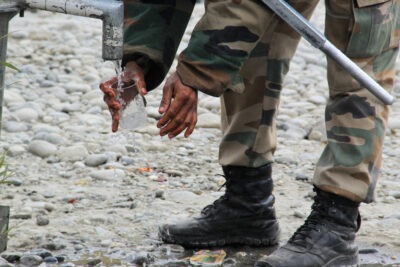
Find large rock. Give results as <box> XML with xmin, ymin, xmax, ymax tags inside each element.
<box><xmin>3</xmin><ymin>121</ymin><xmax>29</xmax><ymax>133</ymax></box>
<box><xmin>4</xmin><ymin>91</ymin><xmax>25</xmax><ymax>107</ymax></box>
<box><xmin>28</xmin><ymin>140</ymin><xmax>57</xmax><ymax>158</ymax></box>
<box><xmin>84</xmin><ymin>154</ymin><xmax>108</xmax><ymax>167</ymax></box>
<box><xmin>20</xmin><ymin>254</ymin><xmax>43</xmax><ymax>267</ymax></box>
<box><xmin>196</xmin><ymin>113</ymin><xmax>221</xmax><ymax>129</ymax></box>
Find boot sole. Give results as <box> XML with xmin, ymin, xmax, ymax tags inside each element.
<box><xmin>159</xmin><ymin>219</ymin><xmax>280</xmax><ymax>248</ymax></box>
<box><xmin>324</xmin><ymin>254</ymin><xmax>359</xmax><ymax>267</ymax></box>
<box><xmin>255</xmin><ymin>254</ymin><xmax>358</xmax><ymax>267</ymax></box>
<box><xmin>159</xmin><ymin>228</ymin><xmax>280</xmax><ymax>248</ymax></box>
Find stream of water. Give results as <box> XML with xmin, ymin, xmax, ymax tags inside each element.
<box><xmin>112</xmin><ymin>60</ymin><xmax>147</xmax><ymax>131</ymax></box>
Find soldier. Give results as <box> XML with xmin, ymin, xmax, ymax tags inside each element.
<box><xmin>100</xmin><ymin>0</ymin><xmax>400</xmax><ymax>266</ymax></box>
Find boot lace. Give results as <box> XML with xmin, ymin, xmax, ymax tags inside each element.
<box><xmin>200</xmin><ymin>180</ymin><xmax>230</xmax><ymax>216</ymax></box>
<box><xmin>288</xmin><ymin>201</ymin><xmax>325</xmax><ymax>247</ymax></box>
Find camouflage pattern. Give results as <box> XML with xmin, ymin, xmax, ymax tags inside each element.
<box><xmin>123</xmin><ymin>0</ymin><xmax>400</xmax><ymax>202</ymax></box>
<box><xmin>314</xmin><ymin>0</ymin><xmax>400</xmax><ymax>203</ymax></box>
<box><xmin>177</xmin><ymin>0</ymin><xmax>275</xmax><ymax>96</ymax></box>
<box><xmin>219</xmin><ymin>0</ymin><xmax>319</xmax><ymax>168</ymax></box>
<box><xmin>219</xmin><ymin>0</ymin><xmax>400</xmax><ymax>203</ymax></box>
<box><xmin>122</xmin><ymin>0</ymin><xmax>195</xmax><ymax>90</ymax></box>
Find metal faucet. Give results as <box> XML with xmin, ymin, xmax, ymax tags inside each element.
<box><xmin>0</xmin><ymin>0</ymin><xmax>123</xmax><ymax>135</ymax></box>
<box><xmin>1</xmin><ymin>0</ymin><xmax>124</xmax><ymax>60</ymax></box>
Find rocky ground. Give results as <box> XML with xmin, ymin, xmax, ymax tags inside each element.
<box><xmin>1</xmin><ymin>2</ymin><xmax>400</xmax><ymax>267</ymax></box>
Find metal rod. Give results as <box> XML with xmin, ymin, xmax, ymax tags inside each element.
<box><xmin>0</xmin><ymin>205</ymin><xmax>10</xmax><ymax>252</ymax></box>
<box><xmin>261</xmin><ymin>0</ymin><xmax>394</xmax><ymax>105</ymax></box>
<box><xmin>1</xmin><ymin>0</ymin><xmax>123</xmax><ymax>60</ymax></box>
<box><xmin>0</xmin><ymin>10</ymin><xmax>18</xmax><ymax>134</ymax></box>
<box><xmin>322</xmin><ymin>41</ymin><xmax>394</xmax><ymax>104</ymax></box>
<box><xmin>0</xmin><ymin>0</ymin><xmax>123</xmax><ymax>136</ymax></box>
<box><xmin>24</xmin><ymin>0</ymin><xmax>123</xmax><ymax>60</ymax></box>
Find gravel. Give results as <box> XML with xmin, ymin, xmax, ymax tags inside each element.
<box><xmin>2</xmin><ymin>2</ymin><xmax>400</xmax><ymax>266</ymax></box>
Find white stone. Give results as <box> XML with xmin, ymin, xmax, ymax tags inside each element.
<box><xmin>65</xmin><ymin>82</ymin><xmax>91</xmax><ymax>93</ymax></box>
<box><xmin>4</xmin><ymin>90</ymin><xmax>26</xmax><ymax>106</ymax></box>
<box><xmin>7</xmin><ymin>145</ymin><xmax>26</xmax><ymax>157</ymax></box>
<box><xmin>68</xmin><ymin>59</ymin><xmax>82</xmax><ymax>68</ymax></box>
<box><xmin>167</xmin><ymin>190</ymin><xmax>202</xmax><ymax>205</ymax></box>
<box><xmin>28</xmin><ymin>140</ymin><xmax>57</xmax><ymax>158</ymax></box>
<box><xmin>82</xmin><ymin>90</ymin><xmax>102</xmax><ymax>101</ymax></box>
<box><xmin>3</xmin><ymin>121</ymin><xmax>29</xmax><ymax>132</ymax></box>
<box><xmin>196</xmin><ymin>113</ymin><xmax>221</xmax><ymax>129</ymax></box>
<box><xmin>107</xmin><ymin>144</ymin><xmax>128</xmax><ymax>155</ymax></box>
<box><xmin>78</xmin><ymin>114</ymin><xmax>106</xmax><ymax>126</ymax></box>
<box><xmin>388</xmin><ymin>117</ymin><xmax>400</xmax><ymax>129</ymax></box>
<box><xmin>199</xmin><ymin>96</ymin><xmax>221</xmax><ymax>111</ymax></box>
<box><xmin>85</xmin><ymin>154</ymin><xmax>108</xmax><ymax>167</ymax></box>
<box><xmin>58</xmin><ymin>145</ymin><xmax>89</xmax><ymax>162</ymax></box>
<box><xmin>90</xmin><ymin>169</ymin><xmax>126</xmax><ymax>181</ymax></box>
<box><xmin>14</xmin><ymin>107</ymin><xmax>39</xmax><ymax>122</ymax></box>
<box><xmin>135</xmin><ymin>125</ymin><xmax>160</xmax><ymax>136</ymax></box>
<box><xmin>33</xmin><ymin>132</ymin><xmax>66</xmax><ymax>145</ymax></box>
<box><xmin>33</xmin><ymin>124</ymin><xmax>61</xmax><ymax>133</ymax></box>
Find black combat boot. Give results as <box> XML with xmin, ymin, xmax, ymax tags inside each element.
<box><xmin>158</xmin><ymin>164</ymin><xmax>280</xmax><ymax>247</ymax></box>
<box><xmin>255</xmin><ymin>187</ymin><xmax>360</xmax><ymax>267</ymax></box>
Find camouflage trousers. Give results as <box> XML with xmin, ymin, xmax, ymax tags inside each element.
<box><xmin>219</xmin><ymin>0</ymin><xmax>400</xmax><ymax>203</ymax></box>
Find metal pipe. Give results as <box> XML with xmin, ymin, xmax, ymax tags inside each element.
<box><xmin>321</xmin><ymin>41</ymin><xmax>395</xmax><ymax>104</ymax></box>
<box><xmin>1</xmin><ymin>0</ymin><xmax>123</xmax><ymax>60</ymax></box>
<box><xmin>261</xmin><ymin>0</ymin><xmax>394</xmax><ymax>105</ymax></box>
<box><xmin>0</xmin><ymin>9</ymin><xmax>18</xmax><ymax>133</ymax></box>
<box><xmin>0</xmin><ymin>205</ymin><xmax>10</xmax><ymax>252</ymax></box>
<box><xmin>0</xmin><ymin>0</ymin><xmax>123</xmax><ymax>134</ymax></box>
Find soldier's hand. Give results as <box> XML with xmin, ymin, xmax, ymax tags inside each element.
<box><xmin>99</xmin><ymin>61</ymin><xmax>147</xmax><ymax>132</ymax></box>
<box><xmin>157</xmin><ymin>72</ymin><xmax>198</xmax><ymax>138</ymax></box>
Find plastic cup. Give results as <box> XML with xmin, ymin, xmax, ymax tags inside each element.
<box><xmin>112</xmin><ymin>80</ymin><xmax>147</xmax><ymax>130</ymax></box>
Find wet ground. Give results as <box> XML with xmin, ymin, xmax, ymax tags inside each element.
<box><xmin>64</xmin><ymin>243</ymin><xmax>400</xmax><ymax>267</ymax></box>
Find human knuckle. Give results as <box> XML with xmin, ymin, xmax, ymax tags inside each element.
<box><xmin>175</xmin><ymin>118</ymin><xmax>183</xmax><ymax>125</ymax></box>
<box><xmin>167</xmin><ymin>110</ymin><xmax>175</xmax><ymax>117</ymax></box>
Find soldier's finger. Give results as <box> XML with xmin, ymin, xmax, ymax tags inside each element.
<box><xmin>162</xmin><ymin>105</ymin><xmax>191</xmax><ymax>137</ymax></box>
<box><xmin>157</xmin><ymin>93</ymin><xmax>188</xmax><ymax>130</ymax></box>
<box><xmin>159</xmin><ymin>81</ymin><xmax>173</xmax><ymax>115</ymax></box>
<box><xmin>168</xmin><ymin>122</ymin><xmax>187</xmax><ymax>138</ymax></box>
<box><xmin>136</xmin><ymin>79</ymin><xmax>147</xmax><ymax>96</ymax></box>
<box><xmin>168</xmin><ymin>113</ymin><xmax>193</xmax><ymax>138</ymax></box>
<box><xmin>184</xmin><ymin>108</ymin><xmax>197</xmax><ymax>138</ymax></box>
<box><xmin>131</xmin><ymin>70</ymin><xmax>147</xmax><ymax>96</ymax></box>
<box><xmin>100</xmin><ymin>77</ymin><xmax>118</xmax><ymax>95</ymax></box>
<box><xmin>110</xmin><ymin>108</ymin><xmax>120</xmax><ymax>132</ymax></box>
<box><xmin>103</xmin><ymin>96</ymin><xmax>121</xmax><ymax>110</ymax></box>
<box><xmin>112</xmin><ymin>118</ymin><xmax>119</xmax><ymax>132</ymax></box>
<box><xmin>100</xmin><ymin>84</ymin><xmax>116</xmax><ymax>98</ymax></box>
<box><xmin>159</xmin><ymin>119</ymin><xmax>177</xmax><ymax>137</ymax></box>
